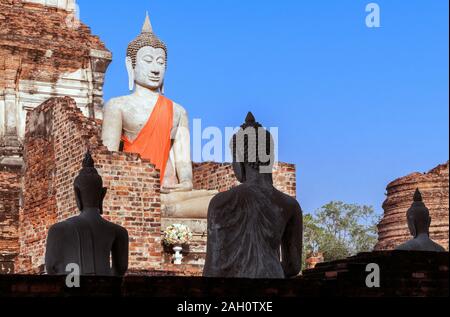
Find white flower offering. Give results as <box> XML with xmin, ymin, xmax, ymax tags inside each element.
<box><xmin>162</xmin><ymin>224</ymin><xmax>193</xmax><ymax>246</ymax></box>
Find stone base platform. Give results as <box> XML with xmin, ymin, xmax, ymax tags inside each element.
<box><xmin>0</xmin><ymin>251</ymin><xmax>447</xmax><ymax>298</ymax></box>
<box><xmin>161</xmin><ymin>218</ymin><xmax>207</xmax><ymax>269</ymax></box>
<box><xmin>0</xmin><ymin>254</ymin><xmax>17</xmax><ymax>275</ymax></box>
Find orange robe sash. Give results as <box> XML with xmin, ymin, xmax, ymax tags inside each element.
<box><xmin>122</xmin><ymin>95</ymin><xmax>174</xmax><ymax>182</ymax></box>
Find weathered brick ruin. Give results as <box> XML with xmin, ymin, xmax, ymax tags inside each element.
<box><xmin>376</xmin><ymin>162</ymin><xmax>449</xmax><ymax>251</ymax></box>
<box><xmin>0</xmin><ymin>0</ymin><xmax>300</xmax><ymax>275</ymax></box>
<box><xmin>12</xmin><ymin>96</ymin><xmax>297</xmax><ymax>274</ymax></box>
<box><xmin>15</xmin><ymin>97</ymin><xmax>162</xmax><ymax>273</ymax></box>
<box><xmin>0</xmin><ymin>0</ymin><xmax>111</xmax><ymax>164</ymax></box>
<box><xmin>0</xmin><ymin>0</ymin><xmax>110</xmax><ymax>273</ymax></box>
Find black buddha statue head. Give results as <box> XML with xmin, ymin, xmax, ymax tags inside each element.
<box><xmin>230</xmin><ymin>112</ymin><xmax>275</xmax><ymax>182</ymax></box>
<box><xmin>74</xmin><ymin>150</ymin><xmax>107</xmax><ymax>213</ymax></box>
<box><xmin>406</xmin><ymin>188</ymin><xmax>431</xmax><ymax>238</ymax></box>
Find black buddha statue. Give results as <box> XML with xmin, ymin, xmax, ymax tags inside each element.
<box><xmin>203</xmin><ymin>112</ymin><xmax>303</xmax><ymax>278</ymax></box>
<box><xmin>45</xmin><ymin>151</ymin><xmax>129</xmax><ymax>276</ymax></box>
<box><xmin>396</xmin><ymin>188</ymin><xmax>446</xmax><ymax>252</ymax></box>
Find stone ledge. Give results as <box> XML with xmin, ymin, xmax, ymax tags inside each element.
<box><xmin>0</xmin><ymin>251</ymin><xmax>447</xmax><ymax>297</ymax></box>
<box><xmin>0</xmin><ymin>254</ymin><xmax>18</xmax><ymax>274</ymax></box>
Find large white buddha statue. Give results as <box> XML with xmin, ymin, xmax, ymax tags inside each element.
<box><xmin>101</xmin><ymin>13</ymin><xmax>216</xmax><ymax>218</ymax></box>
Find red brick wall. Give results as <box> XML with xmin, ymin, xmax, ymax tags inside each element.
<box><xmin>97</xmin><ymin>152</ymin><xmax>162</xmax><ymax>269</ymax></box>
<box><xmin>192</xmin><ymin>162</ymin><xmax>238</xmax><ymax>192</ymax></box>
<box><xmin>15</xmin><ymin>109</ymin><xmax>56</xmax><ymax>272</ymax></box>
<box><xmin>0</xmin><ymin>168</ymin><xmax>21</xmax><ymax>273</ymax></box>
<box><xmin>16</xmin><ymin>97</ymin><xmax>162</xmax><ymax>273</ymax></box>
<box><xmin>193</xmin><ymin>161</ymin><xmax>297</xmax><ymax>197</ymax></box>
<box><xmin>273</xmin><ymin>163</ymin><xmax>297</xmax><ymax>198</ymax></box>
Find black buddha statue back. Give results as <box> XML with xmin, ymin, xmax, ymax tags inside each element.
<box><xmin>203</xmin><ymin>113</ymin><xmax>303</xmax><ymax>278</ymax></box>
<box><xmin>45</xmin><ymin>151</ymin><xmax>129</xmax><ymax>276</ymax></box>
<box><xmin>396</xmin><ymin>188</ymin><xmax>446</xmax><ymax>252</ymax></box>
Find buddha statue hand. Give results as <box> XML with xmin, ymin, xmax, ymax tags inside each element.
<box><xmin>161</xmin><ymin>180</ymin><xmax>193</xmax><ymax>194</ymax></box>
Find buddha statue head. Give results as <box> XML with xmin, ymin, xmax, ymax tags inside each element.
<box><xmin>74</xmin><ymin>150</ymin><xmax>107</xmax><ymax>213</ymax></box>
<box><xmin>406</xmin><ymin>188</ymin><xmax>431</xmax><ymax>238</ymax></box>
<box><xmin>230</xmin><ymin>112</ymin><xmax>275</xmax><ymax>182</ymax></box>
<box><xmin>126</xmin><ymin>12</ymin><xmax>168</xmax><ymax>93</ymax></box>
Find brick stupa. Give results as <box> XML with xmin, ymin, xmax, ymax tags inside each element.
<box><xmin>0</xmin><ymin>0</ymin><xmax>111</xmax><ymax>166</ymax></box>
<box><xmin>375</xmin><ymin>162</ymin><xmax>449</xmax><ymax>251</ymax></box>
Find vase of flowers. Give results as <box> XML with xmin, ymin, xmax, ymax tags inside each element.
<box><xmin>162</xmin><ymin>224</ymin><xmax>193</xmax><ymax>265</ymax></box>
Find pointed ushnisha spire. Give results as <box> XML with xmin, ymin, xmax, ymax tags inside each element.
<box><xmin>82</xmin><ymin>149</ymin><xmax>94</xmax><ymax>168</ymax></box>
<box><xmin>241</xmin><ymin>111</ymin><xmax>261</xmax><ymax>129</ymax></box>
<box><xmin>232</xmin><ymin>111</ymin><xmax>274</xmax><ymax>169</ymax></box>
<box><xmin>79</xmin><ymin>149</ymin><xmax>98</xmax><ymax>176</ymax></box>
<box><xmin>413</xmin><ymin>188</ymin><xmax>423</xmax><ymax>202</ymax></box>
<box><xmin>142</xmin><ymin>11</ymin><xmax>153</xmax><ymax>33</ymax></box>
<box><xmin>245</xmin><ymin>112</ymin><xmax>256</xmax><ymax>124</ymax></box>
<box><xmin>127</xmin><ymin>11</ymin><xmax>167</xmax><ymax>68</ymax></box>
<box><xmin>409</xmin><ymin>188</ymin><xmax>427</xmax><ymax>211</ymax></box>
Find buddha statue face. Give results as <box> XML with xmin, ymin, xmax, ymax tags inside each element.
<box><xmin>125</xmin><ymin>13</ymin><xmax>168</xmax><ymax>92</ymax></box>
<box><xmin>127</xmin><ymin>46</ymin><xmax>166</xmax><ymax>91</ymax></box>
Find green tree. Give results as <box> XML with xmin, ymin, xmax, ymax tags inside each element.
<box><xmin>303</xmin><ymin>201</ymin><xmax>379</xmax><ymax>263</ymax></box>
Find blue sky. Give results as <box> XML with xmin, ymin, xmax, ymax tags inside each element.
<box><xmin>77</xmin><ymin>0</ymin><xmax>449</xmax><ymax>215</ymax></box>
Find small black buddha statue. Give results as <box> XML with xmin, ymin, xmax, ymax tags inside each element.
<box><xmin>203</xmin><ymin>112</ymin><xmax>303</xmax><ymax>278</ymax></box>
<box><xmin>396</xmin><ymin>188</ymin><xmax>446</xmax><ymax>252</ymax></box>
<box><xmin>45</xmin><ymin>151</ymin><xmax>129</xmax><ymax>276</ymax></box>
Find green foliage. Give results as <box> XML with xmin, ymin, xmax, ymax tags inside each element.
<box><xmin>303</xmin><ymin>201</ymin><xmax>380</xmax><ymax>264</ymax></box>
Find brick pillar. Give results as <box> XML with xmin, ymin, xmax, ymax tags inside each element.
<box><xmin>0</xmin><ymin>55</ymin><xmax>22</xmax><ymax>158</ymax></box>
